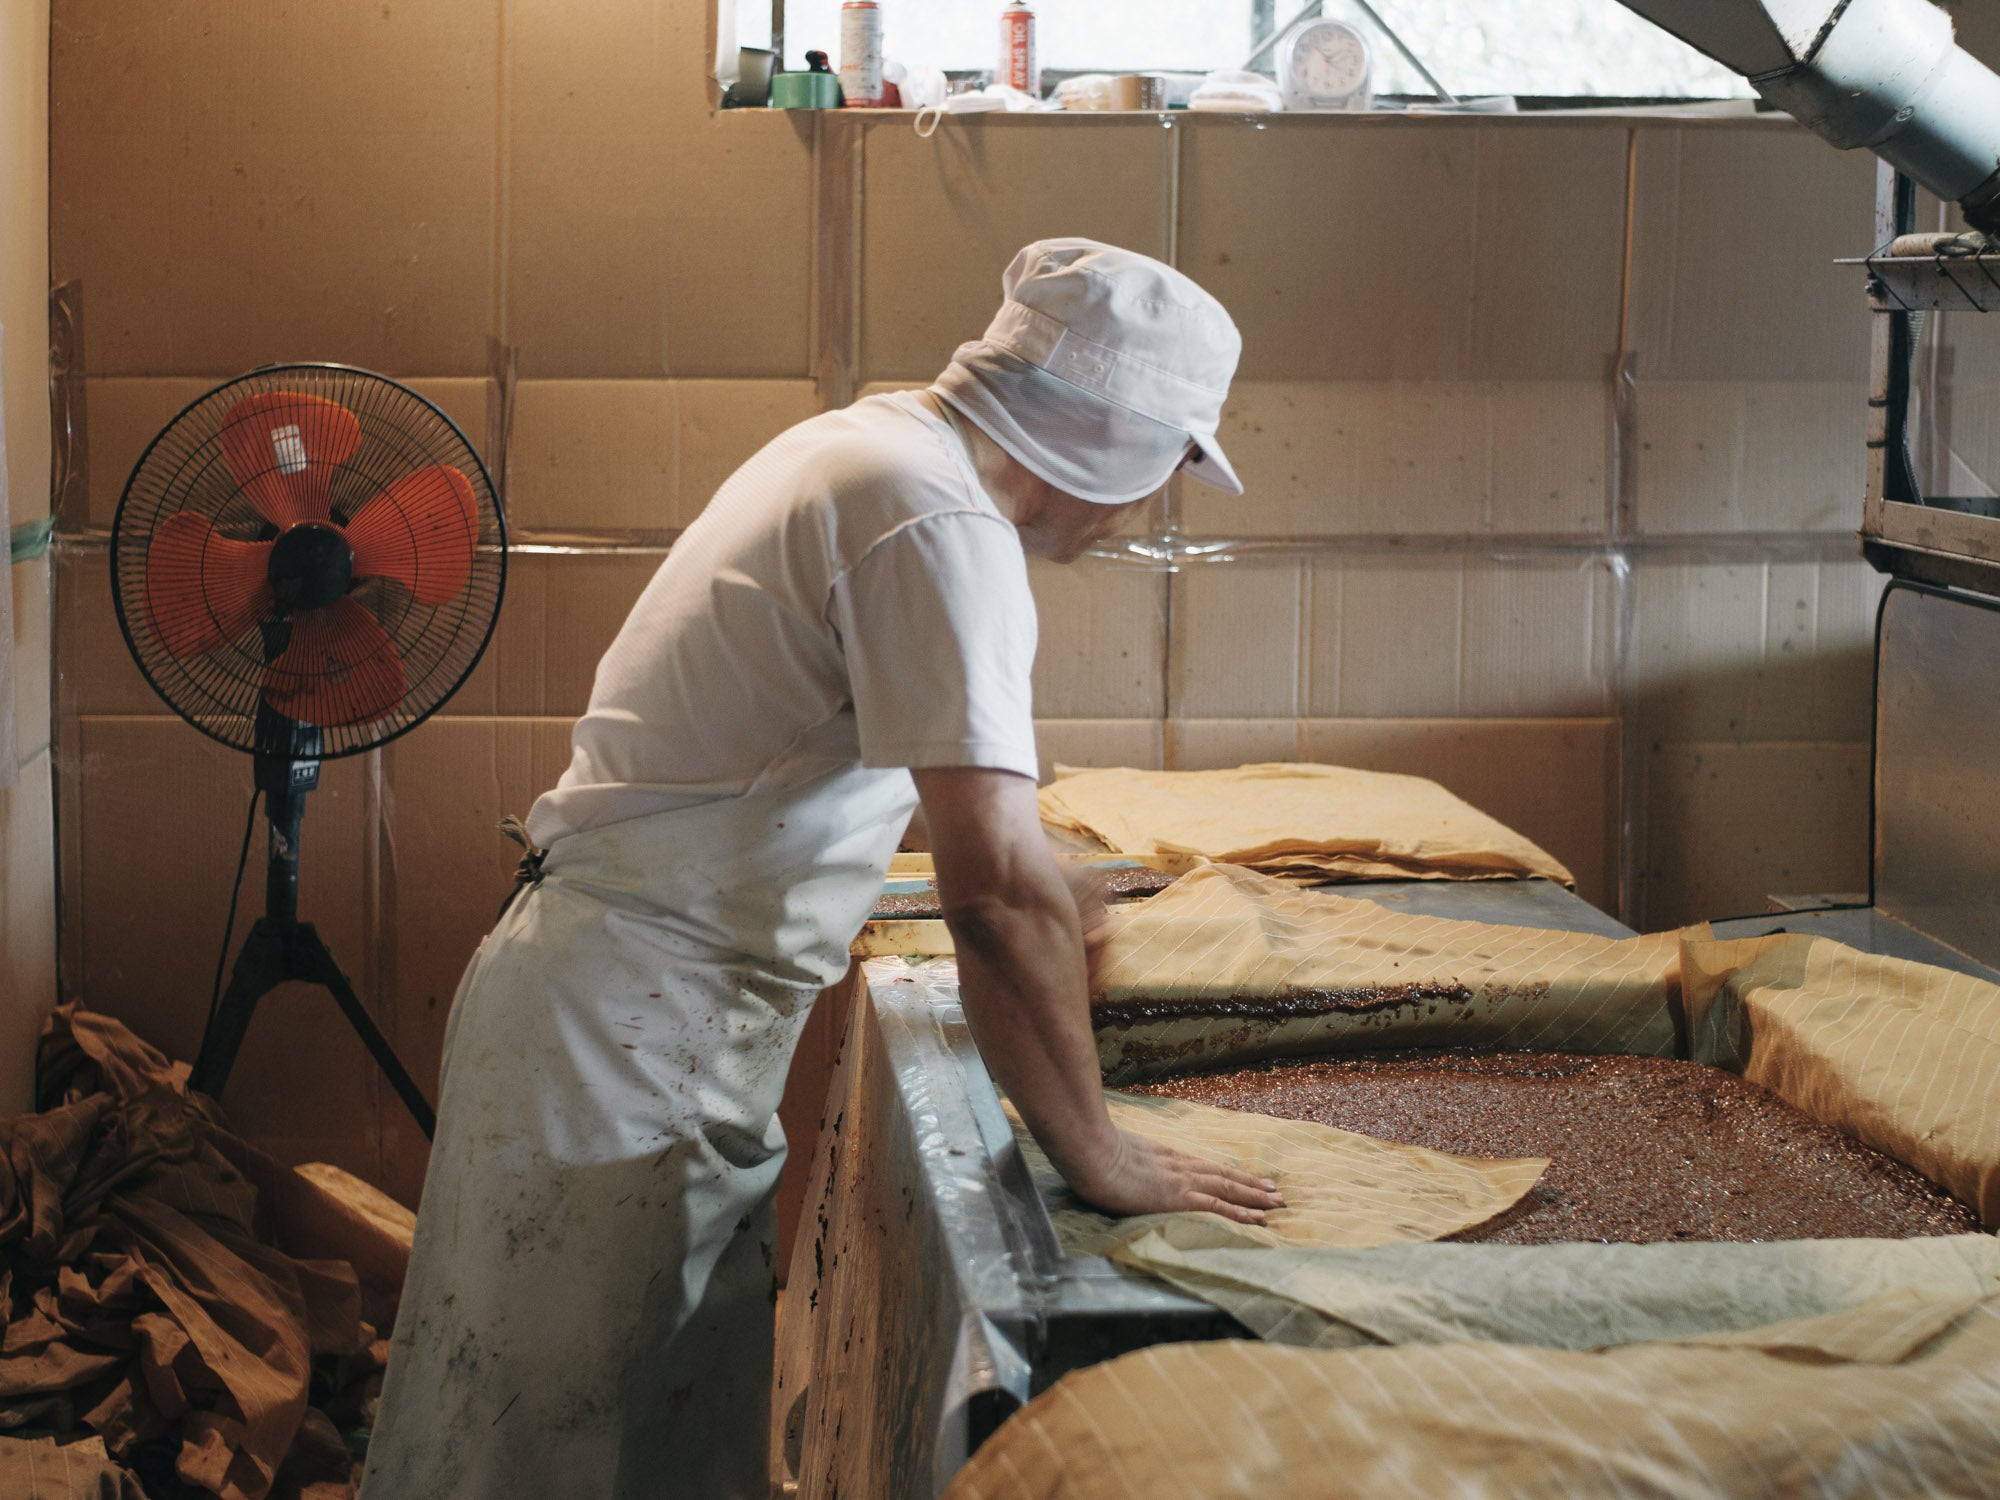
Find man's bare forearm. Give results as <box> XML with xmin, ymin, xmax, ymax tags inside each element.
<box><xmin>912</xmin><ymin>766</ymin><xmax>1281</xmax><ymax>1224</ymax></box>
<box><xmin>943</xmin><ymin>878</ymin><xmax>1120</xmax><ymax>1190</ymax></box>
<box><xmin>914</xmin><ymin>767</ymin><xmax>1121</xmax><ymax>1190</ymax></box>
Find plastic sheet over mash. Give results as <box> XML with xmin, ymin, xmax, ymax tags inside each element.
<box><xmin>1037</xmin><ymin>762</ymin><xmax>1574</xmax><ymax>885</ymax></box>
<box><xmin>1089</xmin><ymin>864</ymin><xmax>1680</xmax><ymax>1082</ymax></box>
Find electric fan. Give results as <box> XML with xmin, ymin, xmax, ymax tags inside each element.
<box><xmin>110</xmin><ymin>364</ymin><xmax>507</xmax><ymax>1138</ymax></box>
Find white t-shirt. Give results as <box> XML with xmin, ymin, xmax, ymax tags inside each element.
<box><xmin>526</xmin><ymin>392</ymin><xmax>1040</xmax><ymax>846</ymax></box>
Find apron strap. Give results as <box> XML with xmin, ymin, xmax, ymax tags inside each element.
<box><xmin>496</xmin><ymin>815</ymin><xmax>549</xmax><ymax>921</ymax></box>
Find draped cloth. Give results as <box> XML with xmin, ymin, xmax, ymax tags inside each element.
<box><xmin>1</xmin><ymin>1006</ymin><xmax>382</xmax><ymax>1500</ymax></box>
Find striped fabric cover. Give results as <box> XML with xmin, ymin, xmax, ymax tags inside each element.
<box><xmin>1038</xmin><ymin>763</ymin><xmax>1574</xmax><ymax>885</ymax></box>
<box><xmin>1684</xmin><ymin>930</ymin><xmax>2000</xmax><ymax>1228</ymax></box>
<box><xmin>943</xmin><ymin>1303</ymin><xmax>2000</xmax><ymax>1499</ymax></box>
<box><xmin>1089</xmin><ymin>864</ymin><xmax>1681</xmax><ymax>1081</ymax></box>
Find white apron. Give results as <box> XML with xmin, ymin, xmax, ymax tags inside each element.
<box><xmin>359</xmin><ymin>762</ymin><xmax>917</xmax><ymax>1500</ymax></box>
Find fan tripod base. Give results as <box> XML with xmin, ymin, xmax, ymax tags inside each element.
<box><xmin>191</xmin><ymin>917</ymin><xmax>437</xmax><ymax>1139</ymax></box>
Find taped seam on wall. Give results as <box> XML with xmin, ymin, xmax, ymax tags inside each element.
<box><xmin>9</xmin><ymin>516</ymin><xmax>51</xmax><ymax>563</ymax></box>
<box><xmin>485</xmin><ymin>337</ymin><xmax>518</xmax><ymax>514</ymax></box>
<box><xmin>48</xmin><ymin>281</ymin><xmax>87</xmax><ymax>535</ymax></box>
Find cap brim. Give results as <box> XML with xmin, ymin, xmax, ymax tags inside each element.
<box><xmin>935</xmin><ymin>347</ymin><xmax>1199</xmax><ymax>505</ymax></box>
<box><xmin>1181</xmin><ymin>435</ymin><xmax>1243</xmax><ymax>495</ymax></box>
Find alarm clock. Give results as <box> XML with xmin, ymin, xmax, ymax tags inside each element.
<box><xmin>1275</xmin><ymin>18</ymin><xmax>1373</xmax><ymax>112</ymax></box>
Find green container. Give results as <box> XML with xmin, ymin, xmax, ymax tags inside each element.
<box><xmin>770</xmin><ymin>72</ymin><xmax>843</xmax><ymax>109</ymax></box>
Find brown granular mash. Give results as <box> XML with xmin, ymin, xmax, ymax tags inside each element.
<box><xmin>1128</xmin><ymin>1050</ymin><xmax>1983</xmax><ymax>1244</ymax></box>
<box><xmin>870</xmin><ymin>891</ymin><xmax>947</xmax><ymax>918</ymax></box>
<box><xmin>872</xmin><ymin>867</ymin><xmax>1177</xmax><ymax>921</ymax></box>
<box><xmin>1099</xmin><ymin>866</ymin><xmax>1179</xmax><ymax>897</ymax></box>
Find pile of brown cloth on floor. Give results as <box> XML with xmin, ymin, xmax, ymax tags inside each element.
<box><xmin>0</xmin><ymin>1006</ymin><xmax>398</xmax><ymax>1500</ymax></box>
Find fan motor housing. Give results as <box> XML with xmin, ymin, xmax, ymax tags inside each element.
<box><xmin>269</xmin><ymin>521</ymin><xmax>355</xmax><ymax>612</ymax></box>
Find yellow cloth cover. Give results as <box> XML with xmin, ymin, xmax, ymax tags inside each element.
<box><xmin>1089</xmin><ymin>863</ymin><xmax>1681</xmax><ymax>1081</ymax></box>
<box><xmin>1011</xmin><ymin>1092</ymin><xmax>1547</xmax><ymax>1258</ymax></box>
<box><xmin>943</xmin><ymin>1300</ymin><xmax>2000</xmax><ymax>1499</ymax></box>
<box><xmin>952</xmin><ymin>903</ymin><xmax>2000</xmax><ymax>1498</ymax></box>
<box><xmin>1038</xmin><ymin>762</ymin><xmax>1574</xmax><ymax>885</ymax></box>
<box><xmin>1682</xmin><ymin>929</ymin><xmax>2000</xmax><ymax>1228</ymax></box>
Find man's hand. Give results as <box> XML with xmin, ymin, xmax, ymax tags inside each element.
<box><xmin>913</xmin><ymin>766</ymin><xmax>1284</xmax><ymax>1227</ymax></box>
<box><xmin>1068</xmin><ymin>1129</ymin><xmax>1282</xmax><ymax>1224</ymax></box>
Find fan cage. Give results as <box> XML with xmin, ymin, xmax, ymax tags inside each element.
<box><xmin>110</xmin><ymin>364</ymin><xmax>507</xmax><ymax>759</ymax></box>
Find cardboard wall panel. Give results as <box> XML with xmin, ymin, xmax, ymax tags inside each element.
<box><xmin>510</xmin><ymin>382</ymin><xmax>679</xmax><ymax>532</ymax></box>
<box><xmin>1307</xmin><ymin>556</ymin><xmax>1615</xmax><ymax>719</ymax></box>
<box><xmin>1630</xmin><ymin>559</ymin><xmax>1881</xmax><ymax>743</ymax></box>
<box><xmin>1168</xmin><ymin>560</ymin><xmax>1304</xmax><ymax>719</ymax></box>
<box><xmin>81</xmin><ymin>378</ymin><xmax>216</xmax><ymax>528</ymax></box>
<box><xmin>859</xmin><ymin>118</ymin><xmax>1172</xmax><ymax>382</ymax></box>
<box><xmin>507</xmin><ymin>45</ymin><xmax>813</xmax><ymax>380</ymax></box>
<box><xmin>56</xmin><ymin>545</ymin><xmax>155</xmax><ymax>715</ymax></box>
<box><xmin>1630</xmin><ymin>379</ymin><xmax>1867</xmax><ymax>533</ymax></box>
<box><xmin>1185</xmin><ymin>381</ymin><xmax>1609</xmax><ymax>539</ymax></box>
<box><xmin>503</xmin><ymin>0</ymin><xmax>679</xmax><ymax>377</ymax></box>
<box><xmin>508</xmin><ymin>379</ymin><xmax>817</xmax><ymax>533</ymax></box>
<box><xmin>1164</xmin><ymin>717</ymin><xmax>1300</xmax><ymax>771</ymax></box>
<box><xmin>657</xmin><ymin>111</ymin><xmax>816</xmax><ymax>378</ymax></box>
<box><xmin>1627</xmin><ymin>125</ymin><xmax>1874</xmax><ymax>383</ymax></box>
<box><xmin>676</xmin><ymin>379</ymin><xmax>820</xmax><ymax>516</ymax></box>
<box><xmin>450</xmin><ymin>550</ymin><xmax>662</xmax><ymax>717</ymax></box>
<box><xmin>51</xmin><ymin>3</ymin><xmax>500</xmax><ymax>376</ymax></box>
<box><xmin>68</xmin><ymin>717</ymin><xmax>381</xmax><ymax>1176</ymax></box>
<box><xmin>1300</xmin><ymin>717</ymin><xmax>1621</xmax><ymax>912</ymax></box>
<box><xmin>1028</xmin><ymin>557</ymin><xmax>1166</xmax><ymax>719</ymax></box>
<box><xmin>1457</xmin><ymin>558</ymin><xmax>1617</xmax><ymax>717</ymax></box>
<box><xmin>1179</xmin><ymin>119</ymin><xmax>1626</xmax><ymax>382</ymax></box>
<box><xmin>1637</xmin><ymin>738</ymin><xmax>1870</xmax><ymax>929</ymax></box>
<box><xmin>1034</xmin><ymin>718</ymin><xmax>1164</xmax><ymax>782</ymax></box>
<box><xmin>1308</xmin><ymin>558</ymin><xmax>1450</xmax><ymax>716</ymax></box>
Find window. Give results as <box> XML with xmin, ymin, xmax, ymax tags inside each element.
<box><xmin>733</xmin><ymin>0</ymin><xmax>1752</xmax><ymax>102</ymax></box>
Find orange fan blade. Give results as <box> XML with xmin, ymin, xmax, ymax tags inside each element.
<box><xmin>219</xmin><ymin>391</ymin><xmax>362</xmax><ymax>529</ymax></box>
<box><xmin>345</xmin><ymin>465</ymin><xmax>477</xmax><ymax>605</ymax></box>
<box><xmin>144</xmin><ymin>512</ymin><xmax>274</xmax><ymax>658</ymax></box>
<box><xmin>261</xmin><ymin>596</ymin><xmax>407</xmax><ymax>727</ymax></box>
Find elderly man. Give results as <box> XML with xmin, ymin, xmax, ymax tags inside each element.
<box><xmin>361</xmin><ymin>239</ymin><xmax>1279</xmax><ymax>1499</ymax></box>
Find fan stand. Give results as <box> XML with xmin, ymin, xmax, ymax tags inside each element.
<box><xmin>188</xmin><ymin>704</ymin><xmax>437</xmax><ymax>1139</ymax></box>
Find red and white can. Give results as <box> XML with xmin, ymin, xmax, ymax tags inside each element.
<box><xmin>1000</xmin><ymin>0</ymin><xmax>1038</xmax><ymax>97</ymax></box>
<box><xmin>840</xmin><ymin>0</ymin><xmax>886</xmax><ymax>107</ymax></box>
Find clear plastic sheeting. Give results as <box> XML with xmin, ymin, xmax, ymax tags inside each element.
<box><xmin>776</xmin><ymin>955</ymin><xmax>1262</xmax><ymax>1498</ymax></box>
<box><xmin>772</xmin><ymin>959</ymin><xmax>1022</xmax><ymax>1500</ymax></box>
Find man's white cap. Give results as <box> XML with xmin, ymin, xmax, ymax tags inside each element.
<box><xmin>932</xmin><ymin>238</ymin><xmax>1244</xmax><ymax>505</ymax></box>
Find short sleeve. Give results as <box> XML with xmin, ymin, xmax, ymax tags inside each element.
<box><xmin>829</xmin><ymin>511</ymin><xmax>1040</xmax><ymax>779</ymax></box>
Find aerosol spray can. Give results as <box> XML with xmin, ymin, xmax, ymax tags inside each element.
<box><xmin>840</xmin><ymin>0</ymin><xmax>886</xmax><ymax>107</ymax></box>
<box><xmin>1000</xmin><ymin>0</ymin><xmax>1038</xmax><ymax>97</ymax></box>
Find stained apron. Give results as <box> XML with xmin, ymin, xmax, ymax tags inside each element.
<box><xmin>359</xmin><ymin>762</ymin><xmax>918</xmax><ymax>1500</ymax></box>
